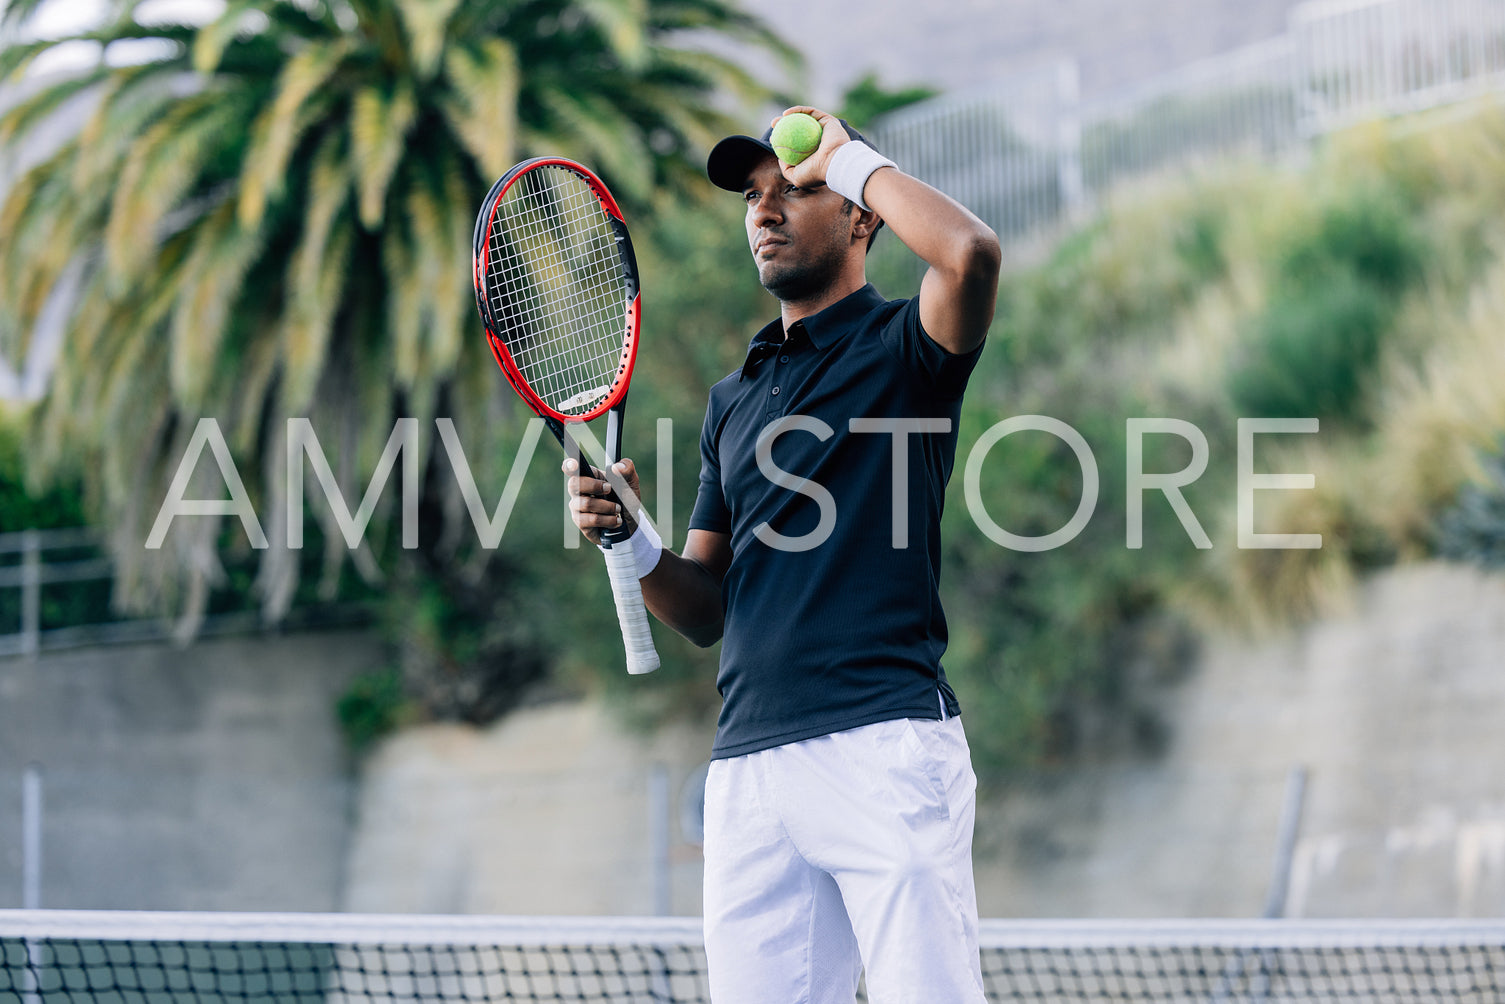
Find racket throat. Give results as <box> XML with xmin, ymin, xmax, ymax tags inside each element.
<box><xmin>556</xmin><ymin>407</ymin><xmax>631</xmax><ymax>547</ymax></box>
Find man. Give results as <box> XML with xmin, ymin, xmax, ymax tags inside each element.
<box><xmin>566</xmin><ymin>105</ymin><xmax>1000</xmax><ymax>1002</ymax></box>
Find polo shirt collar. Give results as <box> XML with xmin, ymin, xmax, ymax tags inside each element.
<box><xmin>738</xmin><ymin>283</ymin><xmax>886</xmax><ymax>380</ymax></box>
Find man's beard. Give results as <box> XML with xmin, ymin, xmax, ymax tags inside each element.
<box><xmin>758</xmin><ymin>252</ymin><xmax>839</xmax><ymax>303</ymax></box>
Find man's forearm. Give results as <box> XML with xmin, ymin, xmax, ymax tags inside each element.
<box><xmin>640</xmin><ymin>548</ymin><xmax>725</xmax><ymax>648</ymax></box>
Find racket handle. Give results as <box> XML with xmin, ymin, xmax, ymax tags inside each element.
<box><xmin>602</xmin><ymin>541</ymin><xmax>660</xmax><ymax>675</ymax></box>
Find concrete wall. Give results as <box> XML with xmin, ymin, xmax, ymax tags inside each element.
<box><xmin>0</xmin><ymin>630</ymin><xmax>380</xmax><ymax>911</ymax></box>
<box><xmin>344</xmin><ymin>562</ymin><xmax>1505</xmax><ymax>920</ymax></box>
<box><xmin>343</xmin><ymin>701</ymin><xmax>713</xmax><ymax>917</ymax></box>
<box><xmin>972</xmin><ymin>561</ymin><xmax>1505</xmax><ymax>918</ymax></box>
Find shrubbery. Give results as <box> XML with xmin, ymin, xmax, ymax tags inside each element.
<box><xmin>922</xmin><ymin>102</ymin><xmax>1505</xmax><ymax>776</ymax></box>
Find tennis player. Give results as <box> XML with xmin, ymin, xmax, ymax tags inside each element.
<box><xmin>566</xmin><ymin>104</ymin><xmax>1000</xmax><ymax>1002</ymax></box>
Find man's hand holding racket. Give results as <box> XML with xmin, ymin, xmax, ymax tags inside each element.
<box><xmin>564</xmin><ymin>457</ymin><xmax>642</xmax><ymax>545</ymax></box>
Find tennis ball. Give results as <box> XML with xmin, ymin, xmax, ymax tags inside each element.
<box><xmin>770</xmin><ymin>113</ymin><xmax>822</xmax><ymax>166</ymax></box>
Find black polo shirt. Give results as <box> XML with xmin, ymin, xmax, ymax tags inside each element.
<box><xmin>689</xmin><ymin>283</ymin><xmax>984</xmax><ymax>759</ymax></box>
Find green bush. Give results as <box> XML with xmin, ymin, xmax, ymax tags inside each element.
<box><xmin>0</xmin><ymin>416</ymin><xmax>87</xmax><ymax>531</ymax></box>
<box><xmin>1277</xmin><ymin>190</ymin><xmax>1425</xmax><ymax>291</ymax></box>
<box><xmin>1436</xmin><ymin>440</ymin><xmax>1505</xmax><ymax>570</ymax></box>
<box><xmin>1227</xmin><ymin>269</ymin><xmax>1390</xmax><ymax>422</ymax></box>
<box><xmin>336</xmin><ymin>667</ymin><xmax>412</xmax><ymax>755</ymax></box>
<box><xmin>1229</xmin><ymin>185</ymin><xmax>1427</xmax><ymax>426</ymax></box>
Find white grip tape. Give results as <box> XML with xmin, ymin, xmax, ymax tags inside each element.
<box><xmin>602</xmin><ymin>542</ymin><xmax>660</xmax><ymax>674</ymax></box>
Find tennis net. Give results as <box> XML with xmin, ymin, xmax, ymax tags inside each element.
<box><xmin>3</xmin><ymin>910</ymin><xmax>1504</xmax><ymax>1002</ymax></box>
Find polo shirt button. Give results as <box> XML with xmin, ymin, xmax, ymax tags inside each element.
<box><xmin>771</xmin><ymin>386</ymin><xmax>780</xmax><ymax>396</ymax></box>
<box><xmin>779</xmin><ymin>355</ymin><xmax>789</xmax><ymax>364</ymax></box>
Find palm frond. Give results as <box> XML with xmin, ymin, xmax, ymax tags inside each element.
<box><xmin>534</xmin><ymin>89</ymin><xmax>652</xmax><ymax>203</ymax></box>
<box><xmin>394</xmin><ymin>0</ymin><xmax>462</xmax><ymax>80</ymax></box>
<box><xmin>576</xmin><ymin>0</ymin><xmax>649</xmax><ymax>71</ymax></box>
<box><xmin>439</xmin><ymin>37</ymin><xmax>518</xmax><ymax>181</ymax></box>
<box><xmin>0</xmin><ymin>0</ymin><xmax>57</xmax><ymax>31</ymax></box>
<box><xmin>404</xmin><ymin>172</ymin><xmax>467</xmax><ymax>381</ymax></box>
<box><xmin>168</xmin><ymin>200</ymin><xmax>266</xmax><ymax>408</ymax></box>
<box><xmin>9</xmin><ymin>0</ymin><xmax>799</xmax><ymax>637</ymax></box>
<box><xmin>104</xmin><ymin>89</ymin><xmax>252</xmax><ymax>291</ymax></box>
<box><xmin>649</xmin><ymin>0</ymin><xmax>800</xmax><ymax>72</ymax></box>
<box><xmin>647</xmin><ymin>45</ymin><xmax>772</xmax><ymax>109</ymax></box>
<box><xmin>281</xmin><ymin>131</ymin><xmax>355</xmax><ymax>413</ymax></box>
<box><xmin>0</xmin><ymin>35</ymin><xmax>81</xmax><ymax>82</ymax></box>
<box><xmin>0</xmin><ymin>157</ymin><xmax>57</xmax><ymax>320</ymax></box>
<box><xmin>237</xmin><ymin>36</ymin><xmax>353</xmax><ymax>228</ymax></box>
<box><xmin>191</xmin><ymin>0</ymin><xmax>266</xmax><ymax>75</ymax></box>
<box><xmin>0</xmin><ymin>68</ymin><xmax>109</xmax><ymax>147</ymax></box>
<box><xmin>70</xmin><ymin>62</ymin><xmax>178</xmax><ymax>189</ymax></box>
<box><xmin>381</xmin><ymin>212</ymin><xmax>423</xmax><ymax>387</ymax></box>
<box><xmin>350</xmin><ymin>80</ymin><xmax>418</xmax><ymax>227</ymax></box>
<box><xmin>0</xmin><ymin>148</ymin><xmax>110</xmax><ymax>334</ymax></box>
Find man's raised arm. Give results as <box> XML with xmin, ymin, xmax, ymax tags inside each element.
<box><xmin>778</xmin><ymin>105</ymin><xmax>1002</xmax><ymax>355</ymax></box>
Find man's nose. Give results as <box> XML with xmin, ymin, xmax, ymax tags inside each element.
<box><xmin>751</xmin><ymin>191</ymin><xmax>783</xmax><ymax>227</ymax></box>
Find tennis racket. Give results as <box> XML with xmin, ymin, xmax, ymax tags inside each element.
<box><xmin>473</xmin><ymin>157</ymin><xmax>659</xmax><ymax>675</ymax></box>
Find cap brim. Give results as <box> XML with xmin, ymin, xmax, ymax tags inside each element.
<box><xmin>707</xmin><ymin>135</ymin><xmax>778</xmax><ymax>192</ymax></box>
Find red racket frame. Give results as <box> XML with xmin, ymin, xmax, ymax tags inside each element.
<box><xmin>472</xmin><ymin>157</ymin><xmax>642</xmax><ymax>427</ymax></box>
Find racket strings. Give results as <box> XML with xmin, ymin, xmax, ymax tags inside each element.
<box><xmin>486</xmin><ymin>170</ymin><xmax>622</xmax><ymax>388</ymax></box>
<box><xmin>483</xmin><ymin>166</ymin><xmax>630</xmax><ymax>416</ymax></box>
<box><xmin>487</xmin><ymin>191</ymin><xmax>619</xmax><ymax>401</ymax></box>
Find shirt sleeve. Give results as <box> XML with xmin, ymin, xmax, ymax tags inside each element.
<box><xmin>877</xmin><ymin>296</ymin><xmax>985</xmax><ymax>401</ymax></box>
<box><xmin>687</xmin><ymin>391</ymin><xmax>731</xmax><ymax>534</ymax></box>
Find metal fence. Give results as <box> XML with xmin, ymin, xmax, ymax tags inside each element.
<box><xmin>869</xmin><ymin>0</ymin><xmax>1505</xmax><ymax>257</ymax></box>
<box><xmin>870</xmin><ymin>61</ymin><xmax>1085</xmax><ymax>246</ymax></box>
<box><xmin>1079</xmin><ymin>35</ymin><xmax>1302</xmax><ymax>196</ymax></box>
<box><xmin>0</xmin><ymin>529</ymin><xmax>114</xmax><ymax>658</ymax></box>
<box><xmin>0</xmin><ymin>527</ymin><xmax>368</xmax><ymax>657</ymax></box>
<box><xmin>1294</xmin><ymin>0</ymin><xmax>1505</xmax><ymax>132</ymax></box>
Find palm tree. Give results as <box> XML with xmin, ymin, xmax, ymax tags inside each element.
<box><xmin>0</xmin><ymin>0</ymin><xmax>794</xmax><ymax>642</ymax></box>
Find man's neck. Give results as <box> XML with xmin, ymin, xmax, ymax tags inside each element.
<box><xmin>778</xmin><ymin>269</ymin><xmax>867</xmax><ymax>336</ymax></box>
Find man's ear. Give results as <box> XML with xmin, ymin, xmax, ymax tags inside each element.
<box><xmin>852</xmin><ymin>208</ymin><xmax>881</xmax><ymax>242</ymax></box>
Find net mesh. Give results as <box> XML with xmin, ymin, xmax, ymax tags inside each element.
<box><xmin>482</xmin><ymin>164</ymin><xmax>631</xmax><ymax>418</ymax></box>
<box><xmin>4</xmin><ymin>913</ymin><xmax>1505</xmax><ymax>1003</ymax></box>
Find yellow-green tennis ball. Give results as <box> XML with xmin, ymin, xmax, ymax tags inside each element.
<box><xmin>771</xmin><ymin>113</ymin><xmax>822</xmax><ymax>166</ymax></box>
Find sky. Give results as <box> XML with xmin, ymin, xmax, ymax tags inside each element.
<box><xmin>734</xmin><ymin>0</ymin><xmax>1305</xmax><ymax>106</ymax></box>
<box><xmin>8</xmin><ymin>0</ymin><xmax>1309</xmax><ymax>100</ymax></box>
<box><xmin>2</xmin><ymin>0</ymin><xmax>216</xmax><ymax>75</ymax></box>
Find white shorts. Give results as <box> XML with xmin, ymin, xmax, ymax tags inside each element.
<box><xmin>702</xmin><ymin>713</ymin><xmax>985</xmax><ymax>1004</ymax></box>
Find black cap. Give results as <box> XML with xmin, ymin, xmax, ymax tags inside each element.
<box><xmin>707</xmin><ymin>117</ymin><xmax>879</xmax><ymax>192</ymax></box>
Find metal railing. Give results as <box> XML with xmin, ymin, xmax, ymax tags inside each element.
<box><xmin>871</xmin><ymin>61</ymin><xmax>1085</xmax><ymax>245</ymax></box>
<box><xmin>0</xmin><ymin>526</ymin><xmax>370</xmax><ymax>657</ymax></box>
<box><xmin>869</xmin><ymin>0</ymin><xmax>1505</xmax><ymax>256</ymax></box>
<box><xmin>0</xmin><ymin>528</ymin><xmax>114</xmax><ymax>658</ymax></box>
<box><xmin>1078</xmin><ymin>36</ymin><xmax>1301</xmax><ymax>196</ymax></box>
<box><xmin>1294</xmin><ymin>0</ymin><xmax>1505</xmax><ymax>133</ymax></box>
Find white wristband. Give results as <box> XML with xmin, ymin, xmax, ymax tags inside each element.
<box><xmin>603</xmin><ymin>516</ymin><xmax>662</xmax><ymax>578</ymax></box>
<box><xmin>824</xmin><ymin>141</ymin><xmax>896</xmax><ymax>212</ymax></box>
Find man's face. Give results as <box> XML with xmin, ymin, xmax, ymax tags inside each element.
<box><xmin>741</xmin><ymin>155</ymin><xmax>855</xmax><ymax>303</ymax></box>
